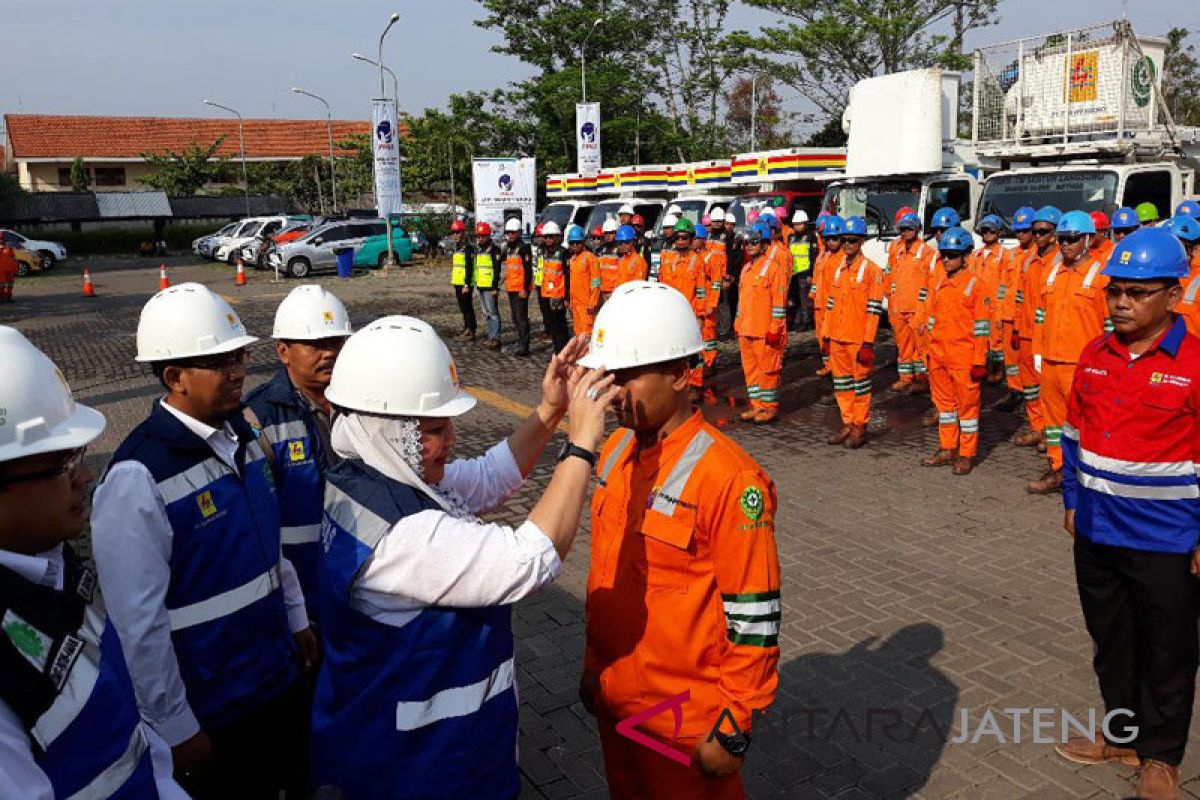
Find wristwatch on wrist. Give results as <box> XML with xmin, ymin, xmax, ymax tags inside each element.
<box><xmin>557</xmin><ymin>440</ymin><xmax>596</xmax><ymax>467</ymax></box>
<box><xmin>714</xmin><ymin>730</ymin><xmax>752</xmax><ymax>757</ymax></box>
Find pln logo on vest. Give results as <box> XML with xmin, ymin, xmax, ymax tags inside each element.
<box><xmin>196</xmin><ymin>491</ymin><xmax>218</xmax><ymax>519</ymax></box>
<box><xmin>288</xmin><ymin>440</ymin><xmax>307</xmax><ymax>462</ymax></box>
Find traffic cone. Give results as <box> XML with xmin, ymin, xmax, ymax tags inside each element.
<box><xmin>82</xmin><ymin>267</ymin><xmax>95</xmax><ymax>297</ymax></box>
<box><xmin>235</xmin><ymin>258</ymin><xmax>247</xmax><ymax>286</ymax></box>
<box><xmin>159</xmin><ymin>264</ymin><xmax>170</xmax><ymax>290</ymax></box>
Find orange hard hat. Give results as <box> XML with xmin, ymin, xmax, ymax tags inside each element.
<box><xmin>895</xmin><ymin>206</ymin><xmax>916</xmax><ymax>223</ymax></box>
<box><xmin>449</xmin><ymin>219</ymin><xmax>466</xmax><ymax>233</ymax></box>
<box><xmin>1089</xmin><ymin>210</ymin><xmax>1111</xmax><ymax>231</ymax></box>
<box><xmin>475</xmin><ymin>222</ymin><xmax>492</xmax><ymax>236</ymax></box>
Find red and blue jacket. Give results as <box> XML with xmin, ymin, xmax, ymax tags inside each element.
<box><xmin>1063</xmin><ymin>315</ymin><xmax>1200</xmax><ymax>554</ymax></box>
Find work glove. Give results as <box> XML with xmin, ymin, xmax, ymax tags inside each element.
<box><xmin>1010</xmin><ymin>329</ymin><xmax>1021</xmax><ymax>351</ymax></box>
<box><xmin>856</xmin><ymin>342</ymin><xmax>875</xmax><ymax>368</ymax></box>
<box><xmin>970</xmin><ymin>364</ymin><xmax>988</xmax><ymax>382</ymax></box>
<box><xmin>766</xmin><ymin>330</ymin><xmax>785</xmax><ymax>348</ymax></box>
<box><xmin>821</xmin><ymin>338</ymin><xmax>831</xmax><ymax>357</ymax></box>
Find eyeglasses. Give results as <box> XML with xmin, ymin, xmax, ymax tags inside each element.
<box><xmin>1032</xmin><ymin>227</ymin><xmax>1056</xmax><ymax>237</ymax></box>
<box><xmin>0</xmin><ymin>448</ymin><xmax>87</xmax><ymax>487</ymax></box>
<box><xmin>185</xmin><ymin>348</ymin><xmax>248</xmax><ymax>373</ymax></box>
<box><xmin>1104</xmin><ymin>286</ymin><xmax>1169</xmax><ymax>303</ymax></box>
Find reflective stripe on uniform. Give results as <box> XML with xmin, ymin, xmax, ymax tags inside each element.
<box><xmin>395</xmin><ymin>657</ymin><xmax>514</xmax><ymax>732</ymax></box>
<box><xmin>166</xmin><ymin>566</ymin><xmax>281</xmax><ymax>631</ymax></box>
<box><xmin>649</xmin><ymin>430</ymin><xmax>716</xmax><ymax>517</ymax></box>
<box><xmin>263</xmin><ymin>420</ymin><xmax>309</xmax><ymax>443</ymax></box>
<box><xmin>938</xmin><ymin>411</ymin><xmax>959</xmax><ymax>425</ymax></box>
<box><xmin>63</xmin><ymin>725</ymin><xmax>149</xmax><ymax>800</ymax></box>
<box><xmin>959</xmin><ymin>418</ymin><xmax>979</xmax><ymax>433</ymax></box>
<box><xmin>1081</xmin><ymin>260</ymin><xmax>1102</xmax><ymax>289</ymax></box>
<box><xmin>326</xmin><ymin>483</ymin><xmax>392</xmax><ymax>550</ymax></box>
<box><xmin>598</xmin><ymin>431</ymin><xmax>633</xmax><ymax>486</ymax></box>
<box><xmin>1078</xmin><ymin>447</ymin><xmax>1195</xmax><ymax>478</ymax></box>
<box><xmin>157</xmin><ymin>457</ymin><xmax>232</xmax><ymax>505</ymax></box>
<box><xmin>722</xmin><ymin>590</ymin><xmax>780</xmax><ymax>647</ymax></box>
<box><xmin>281</xmin><ymin>524</ymin><xmax>322</xmax><ymax>545</ymax></box>
<box><xmin>32</xmin><ymin>604</ymin><xmax>105</xmax><ymax>749</ymax></box>
<box><xmin>1186</xmin><ymin>276</ymin><xmax>1200</xmax><ymax>305</ymax></box>
<box><xmin>1078</xmin><ymin>472</ymin><xmax>1200</xmax><ymax>501</ymax></box>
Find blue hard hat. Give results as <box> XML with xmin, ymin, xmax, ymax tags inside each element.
<box><xmin>744</xmin><ymin>225</ymin><xmax>766</xmax><ymax>244</ymax></box>
<box><xmin>1164</xmin><ymin>214</ymin><xmax>1200</xmax><ymax>243</ymax></box>
<box><xmin>1032</xmin><ymin>206</ymin><xmax>1063</xmax><ymax>226</ymax></box>
<box><xmin>1056</xmin><ymin>210</ymin><xmax>1096</xmax><ymax>236</ymax></box>
<box><xmin>752</xmin><ymin>221</ymin><xmax>772</xmax><ymax>240</ymax></box>
<box><xmin>566</xmin><ymin>224</ymin><xmax>586</xmax><ymax>243</ymax></box>
<box><xmin>1011</xmin><ymin>206</ymin><xmax>1036</xmax><ymax>231</ymax></box>
<box><xmin>1103</xmin><ymin>227</ymin><xmax>1189</xmax><ymax>279</ymax></box>
<box><xmin>930</xmin><ymin>207</ymin><xmax>961</xmax><ymax>229</ymax></box>
<box><xmin>761</xmin><ymin>211</ymin><xmax>780</xmax><ymax>229</ymax></box>
<box><xmin>938</xmin><ymin>226</ymin><xmax>973</xmax><ymax>254</ymax></box>
<box><xmin>614</xmin><ymin>224</ymin><xmax>637</xmax><ymax>243</ymax></box>
<box><xmin>896</xmin><ymin>212</ymin><xmax>921</xmax><ymax>229</ymax></box>
<box><xmin>978</xmin><ymin>213</ymin><xmax>1005</xmax><ymax>231</ymax></box>
<box><xmin>693</xmin><ymin>223</ymin><xmax>708</xmax><ymax>240</ymax></box>
<box><xmin>1177</xmin><ymin>199</ymin><xmax>1200</xmax><ymax>218</ymax></box>
<box><xmin>843</xmin><ymin>216</ymin><xmax>868</xmax><ymax>237</ymax></box>
<box><xmin>1111</xmin><ymin>206</ymin><xmax>1140</xmax><ymax>230</ymax></box>
<box><xmin>822</xmin><ymin>215</ymin><xmax>846</xmax><ymax>237</ymax></box>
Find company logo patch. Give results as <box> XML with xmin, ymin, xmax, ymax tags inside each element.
<box><xmin>1150</xmin><ymin>371</ymin><xmax>1192</xmax><ymax>388</ymax></box>
<box><xmin>197</xmin><ymin>491</ymin><xmax>217</xmax><ymax>518</ymax></box>
<box><xmin>739</xmin><ymin>486</ymin><xmax>765</xmax><ymax>521</ymax></box>
<box><xmin>288</xmin><ymin>440</ymin><xmax>306</xmax><ymax>462</ymax></box>
<box><xmin>323</xmin><ymin>310</ymin><xmax>335</xmax><ymax>323</ymax></box>
<box><xmin>49</xmin><ymin>634</ymin><xmax>84</xmax><ymax>690</ymax></box>
<box><xmin>1120</xmin><ymin>250</ymin><xmax>1132</xmax><ymax>264</ymax></box>
<box><xmin>595</xmin><ymin>328</ymin><xmax>605</xmax><ymax>345</ymax></box>
<box><xmin>2</xmin><ymin>610</ymin><xmax>53</xmax><ymax>671</ymax></box>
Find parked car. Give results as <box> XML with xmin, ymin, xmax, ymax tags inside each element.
<box><xmin>193</xmin><ymin>222</ymin><xmax>239</xmax><ymax>259</ymax></box>
<box><xmin>243</xmin><ymin>221</ymin><xmax>313</xmax><ymax>270</ymax></box>
<box><xmin>269</xmin><ymin>219</ymin><xmax>391</xmax><ymax>278</ymax></box>
<box><xmin>355</xmin><ymin>228</ymin><xmax>414</xmax><ymax>269</ymax></box>
<box><xmin>12</xmin><ymin>247</ymin><xmax>44</xmax><ymax>277</ymax></box>
<box><xmin>0</xmin><ymin>229</ymin><xmax>67</xmax><ymax>268</ymax></box>
<box><xmin>215</xmin><ymin>216</ymin><xmax>291</xmax><ymax>264</ymax></box>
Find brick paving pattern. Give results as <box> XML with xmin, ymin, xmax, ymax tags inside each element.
<box><xmin>5</xmin><ymin>255</ymin><xmax>1200</xmax><ymax>798</ymax></box>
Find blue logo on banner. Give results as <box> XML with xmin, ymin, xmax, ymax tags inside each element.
<box><xmin>580</xmin><ymin>121</ymin><xmax>596</xmax><ymax>143</ymax></box>
<box><xmin>498</xmin><ymin>173</ymin><xmax>513</xmax><ymax>191</ymax></box>
<box><xmin>376</xmin><ymin>120</ymin><xmax>393</xmax><ymax>143</ymax></box>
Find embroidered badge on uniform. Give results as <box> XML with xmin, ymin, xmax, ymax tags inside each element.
<box><xmin>197</xmin><ymin>490</ymin><xmax>217</xmax><ymax>518</ymax></box>
<box><xmin>739</xmin><ymin>486</ymin><xmax>765</xmax><ymax>521</ymax></box>
<box><xmin>288</xmin><ymin>440</ymin><xmax>306</xmax><ymax>462</ymax></box>
<box><xmin>2</xmin><ymin>610</ymin><xmax>53</xmax><ymax>671</ymax></box>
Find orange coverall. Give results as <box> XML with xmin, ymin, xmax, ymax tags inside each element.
<box><xmin>598</xmin><ymin>248</ymin><xmax>621</xmax><ymax>297</ymax></box>
<box><xmin>616</xmin><ymin>251</ymin><xmax>649</xmax><ymax>286</ymax></box>
<box><xmin>586</xmin><ymin>413</ymin><xmax>781</xmax><ymax>800</ymax></box>
<box><xmin>1033</xmin><ymin>255</ymin><xmax>1111</xmax><ymax>471</ymax></box>
<box><xmin>968</xmin><ymin>243</ymin><xmax>1012</xmax><ymax>369</ymax></box>
<box><xmin>0</xmin><ymin>245</ymin><xmax>17</xmax><ymax>302</ymax></box>
<box><xmin>569</xmin><ymin>249</ymin><xmax>601</xmax><ymax>336</ymax></box>
<box><xmin>810</xmin><ymin>249</ymin><xmax>844</xmax><ymax>370</ymax></box>
<box><xmin>925</xmin><ymin>269</ymin><xmax>991</xmax><ymax>457</ymax></box>
<box><xmin>1012</xmin><ymin>245</ymin><xmax>1055</xmax><ymax>434</ymax></box>
<box><xmin>736</xmin><ymin>251</ymin><xmax>788</xmax><ymax>413</ymax></box>
<box><xmin>1089</xmin><ymin>235</ymin><xmax>1116</xmax><ymax>268</ymax></box>
<box><xmin>1175</xmin><ymin>253</ymin><xmax>1200</xmax><ymax>336</ymax></box>
<box><xmin>995</xmin><ymin>244</ymin><xmax>1031</xmax><ymax>391</ymax></box>
<box><xmin>887</xmin><ymin>238</ymin><xmax>935</xmax><ymax>384</ymax></box>
<box><xmin>825</xmin><ymin>254</ymin><xmax>886</xmax><ymax>427</ymax></box>
<box><xmin>697</xmin><ymin>242</ymin><xmax>727</xmax><ymax>380</ymax></box>
<box><xmin>658</xmin><ymin>249</ymin><xmax>702</xmax><ymax>314</ymax></box>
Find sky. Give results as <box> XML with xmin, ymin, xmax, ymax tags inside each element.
<box><xmin>0</xmin><ymin>0</ymin><xmax>1192</xmax><ymax>125</ymax></box>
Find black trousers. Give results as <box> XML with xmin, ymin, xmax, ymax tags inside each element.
<box><xmin>544</xmin><ymin>300</ymin><xmax>570</xmax><ymax>354</ymax></box>
<box><xmin>507</xmin><ymin>291</ymin><xmax>530</xmax><ymax>352</ymax></box>
<box><xmin>454</xmin><ymin>285</ymin><xmax>476</xmax><ymax>334</ymax></box>
<box><xmin>1073</xmin><ymin>535</ymin><xmax>1200</xmax><ymax>765</ymax></box>
<box><xmin>721</xmin><ymin>281</ymin><xmax>739</xmax><ymax>339</ymax></box>
<box><xmin>178</xmin><ymin>678</ymin><xmax>311</xmax><ymax>799</ymax></box>
<box><xmin>537</xmin><ymin>290</ymin><xmax>553</xmax><ymax>337</ymax></box>
<box><xmin>787</xmin><ymin>273</ymin><xmax>811</xmax><ymax>331</ymax></box>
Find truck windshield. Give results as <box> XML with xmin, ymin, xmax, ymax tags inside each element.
<box><xmin>537</xmin><ymin>203</ymin><xmax>576</xmax><ymax>230</ymax></box>
<box><xmin>978</xmin><ymin>170</ymin><xmax>1118</xmax><ymax>227</ymax></box>
<box><xmin>727</xmin><ymin>195</ymin><xmax>787</xmax><ymax>231</ymax></box>
<box><xmin>822</xmin><ymin>181</ymin><xmax>920</xmax><ymax>235</ymax></box>
<box><xmin>585</xmin><ymin>201</ymin><xmax>628</xmax><ymax>234</ymax></box>
<box><xmin>653</xmin><ymin>199</ymin><xmax>708</xmax><ymax>237</ymax></box>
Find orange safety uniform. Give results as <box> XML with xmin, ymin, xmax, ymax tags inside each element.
<box><xmin>658</xmin><ymin>249</ymin><xmax>704</xmax><ymax>316</ymax></box>
<box><xmin>887</xmin><ymin>238</ymin><xmax>936</xmax><ymax>384</ymax></box>
<box><xmin>1012</xmin><ymin>245</ymin><xmax>1055</xmax><ymax>434</ymax></box>
<box><xmin>598</xmin><ymin>246</ymin><xmax>621</xmax><ymax>296</ymax></box>
<box><xmin>1033</xmin><ymin>254</ymin><xmax>1111</xmax><ymax>470</ymax></box>
<box><xmin>735</xmin><ymin>250</ymin><xmax>788</xmax><ymax>412</ymax></box>
<box><xmin>810</xmin><ymin>249</ymin><xmax>844</xmax><ymax>369</ymax></box>
<box><xmin>825</xmin><ymin>253</ymin><xmax>886</xmax><ymax>427</ymax></box>
<box><xmin>616</xmin><ymin>251</ymin><xmax>649</xmax><ymax>286</ymax></box>
<box><xmin>1176</xmin><ymin>253</ymin><xmax>1200</xmax><ymax>336</ymax></box>
<box><xmin>503</xmin><ymin>250</ymin><xmax>528</xmax><ymax>294</ymax></box>
<box><xmin>568</xmin><ymin>249</ymin><xmax>601</xmax><ymax>336</ymax></box>
<box><xmin>586</xmin><ymin>413</ymin><xmax>780</xmax><ymax>800</ymax></box>
<box><xmin>1089</xmin><ymin>235</ymin><xmax>1116</xmax><ymax>268</ymax></box>
<box><xmin>925</xmin><ymin>267</ymin><xmax>991</xmax><ymax>457</ymax></box>
<box><xmin>541</xmin><ymin>250</ymin><xmax>567</xmax><ymax>300</ymax></box>
<box><xmin>968</xmin><ymin>242</ymin><xmax>1012</xmax><ymax>367</ymax></box>
<box><xmin>0</xmin><ymin>245</ymin><xmax>16</xmax><ymax>303</ymax></box>
<box><xmin>696</xmin><ymin>242</ymin><xmax>727</xmax><ymax>381</ymax></box>
<box><xmin>995</xmin><ymin>243</ymin><xmax>1029</xmax><ymax>391</ymax></box>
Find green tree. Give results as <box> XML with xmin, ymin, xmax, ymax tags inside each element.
<box><xmin>1163</xmin><ymin>27</ymin><xmax>1200</xmax><ymax>127</ymax></box>
<box><xmin>724</xmin><ymin>75</ymin><xmax>786</xmax><ymax>150</ymax></box>
<box><xmin>69</xmin><ymin>157</ymin><xmax>89</xmax><ymax>191</ymax></box>
<box><xmin>138</xmin><ymin>138</ymin><xmax>230</xmax><ymax>195</ymax></box>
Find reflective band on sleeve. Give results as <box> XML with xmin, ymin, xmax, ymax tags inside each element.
<box><xmin>157</xmin><ymin>457</ymin><xmax>232</xmax><ymax>506</ymax></box>
<box><xmin>649</xmin><ymin>430</ymin><xmax>715</xmax><ymax>517</ymax></box>
<box><xmin>395</xmin><ymin>657</ymin><xmax>514</xmax><ymax>732</ymax></box>
<box><xmin>263</xmin><ymin>420</ymin><xmax>309</xmax><ymax>444</ymax></box>
<box><xmin>598</xmin><ymin>430</ymin><xmax>634</xmax><ymax>485</ymax></box>
<box><xmin>63</xmin><ymin>725</ymin><xmax>148</xmax><ymax>800</ymax></box>
<box><xmin>325</xmin><ymin>484</ymin><xmax>392</xmax><ymax>550</ymax></box>
<box><xmin>167</xmin><ymin>566</ymin><xmax>281</xmax><ymax>631</ymax></box>
<box><xmin>281</xmin><ymin>524</ymin><xmax>322</xmax><ymax>545</ymax></box>
<box><xmin>722</xmin><ymin>591</ymin><xmax>781</xmax><ymax>647</ymax></box>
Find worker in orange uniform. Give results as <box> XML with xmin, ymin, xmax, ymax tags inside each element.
<box><xmin>1089</xmin><ymin>211</ymin><xmax>1115</xmax><ymax>266</ymax></box>
<box><xmin>921</xmin><ymin>227</ymin><xmax>991</xmax><ymax>475</ymax></box>
<box><xmin>1028</xmin><ymin>210</ymin><xmax>1112</xmax><ymax>494</ymax></box>
<box><xmin>968</xmin><ymin>215</ymin><xmax>1011</xmax><ymax>384</ymax></box>
<box><xmin>540</xmin><ymin>222</ymin><xmax>572</xmax><ymax>353</ymax></box>
<box><xmin>598</xmin><ymin>219</ymin><xmax>621</xmax><ymax>303</ymax></box>
<box><xmin>1010</xmin><ymin>206</ymin><xmax>1058</xmax><ymax>448</ymax></box>
<box><xmin>1165</xmin><ymin>214</ymin><xmax>1200</xmax><ymax>334</ymax></box>
<box><xmin>566</xmin><ymin>224</ymin><xmax>600</xmax><ymax>337</ymax></box>
<box><xmin>810</xmin><ymin>216</ymin><xmax>846</xmax><ymax>377</ymax></box>
<box><xmin>735</xmin><ymin>224</ymin><xmax>788</xmax><ymax>424</ymax></box>
<box><xmin>887</xmin><ymin>211</ymin><xmax>935</xmax><ymax>392</ymax></box>
<box><xmin>658</xmin><ymin>217</ymin><xmax>703</xmax><ymax>313</ymax></box>
<box><xmin>991</xmin><ymin>209</ymin><xmax>1033</xmax><ymax>413</ymax></box>
<box><xmin>693</xmin><ymin>223</ymin><xmax>726</xmax><ymax>385</ymax></box>
<box><xmin>579</xmin><ymin>281</ymin><xmax>780</xmax><ymax>800</ymax></box>
<box><xmin>0</xmin><ymin>238</ymin><xmax>17</xmax><ymax>303</ymax></box>
<box><xmin>823</xmin><ymin>216</ymin><xmax>886</xmax><ymax>448</ymax></box>
<box><xmin>501</xmin><ymin>217</ymin><xmax>534</xmax><ymax>357</ymax></box>
<box><xmin>613</xmin><ymin>224</ymin><xmax>648</xmax><ymax>287</ymax></box>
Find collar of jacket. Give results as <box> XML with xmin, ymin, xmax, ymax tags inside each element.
<box><xmin>146</xmin><ymin>399</ymin><xmax>257</xmax><ymax>456</ymax></box>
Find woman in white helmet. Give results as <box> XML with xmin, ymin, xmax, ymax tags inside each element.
<box><xmin>311</xmin><ymin>325</ymin><xmax>615</xmax><ymax>799</ymax></box>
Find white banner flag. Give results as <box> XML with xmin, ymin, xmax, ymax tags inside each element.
<box><xmin>575</xmin><ymin>103</ymin><xmax>601</xmax><ymax>173</ymax></box>
<box><xmin>371</xmin><ymin>99</ymin><xmax>402</xmax><ymax>218</ymax></box>
<box><xmin>472</xmin><ymin>157</ymin><xmax>538</xmax><ymax>234</ymax></box>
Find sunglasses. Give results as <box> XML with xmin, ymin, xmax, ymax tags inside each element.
<box><xmin>1056</xmin><ymin>234</ymin><xmax>1085</xmax><ymax>245</ymax></box>
<box><xmin>841</xmin><ymin>236</ymin><xmax>865</xmax><ymax>244</ymax></box>
<box><xmin>1032</xmin><ymin>227</ymin><xmax>1056</xmax><ymax>236</ymax></box>
<box><xmin>0</xmin><ymin>447</ymin><xmax>87</xmax><ymax>487</ymax></box>
<box><xmin>1105</xmin><ymin>286</ymin><xmax>1168</xmax><ymax>302</ymax></box>
<box><xmin>979</xmin><ymin>227</ymin><xmax>1001</xmax><ymax>234</ymax></box>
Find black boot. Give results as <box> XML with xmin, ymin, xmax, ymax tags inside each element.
<box><xmin>992</xmin><ymin>390</ymin><xmax>1024</xmax><ymax>413</ymax></box>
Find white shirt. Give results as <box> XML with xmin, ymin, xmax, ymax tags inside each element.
<box><xmin>0</xmin><ymin>547</ymin><xmax>188</xmax><ymax>800</ymax></box>
<box><xmin>352</xmin><ymin>441</ymin><xmax>562</xmax><ymax>625</ymax></box>
<box><xmin>91</xmin><ymin>399</ymin><xmax>308</xmax><ymax>746</ymax></box>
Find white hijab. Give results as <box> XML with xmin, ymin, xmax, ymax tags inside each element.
<box><xmin>331</xmin><ymin>412</ymin><xmax>477</xmax><ymax>520</ymax></box>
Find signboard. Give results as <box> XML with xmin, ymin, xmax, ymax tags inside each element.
<box><xmin>371</xmin><ymin>99</ymin><xmax>402</xmax><ymax>218</ymax></box>
<box><xmin>576</xmin><ymin>103</ymin><xmax>602</xmax><ymax>172</ymax></box>
<box><xmin>472</xmin><ymin>157</ymin><xmax>537</xmax><ymax>235</ymax></box>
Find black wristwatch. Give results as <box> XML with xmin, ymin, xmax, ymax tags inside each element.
<box><xmin>714</xmin><ymin>730</ymin><xmax>752</xmax><ymax>757</ymax></box>
<box><xmin>557</xmin><ymin>440</ymin><xmax>596</xmax><ymax>467</ymax></box>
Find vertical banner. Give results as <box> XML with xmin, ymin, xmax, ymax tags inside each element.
<box><xmin>575</xmin><ymin>102</ymin><xmax>602</xmax><ymax>173</ymax></box>
<box><xmin>472</xmin><ymin>157</ymin><xmax>538</xmax><ymax>234</ymax></box>
<box><xmin>372</xmin><ymin>99</ymin><xmax>402</xmax><ymax>217</ymax></box>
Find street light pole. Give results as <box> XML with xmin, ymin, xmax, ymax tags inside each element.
<box><xmin>291</xmin><ymin>87</ymin><xmax>338</xmax><ymax>213</ymax></box>
<box><xmin>376</xmin><ymin>13</ymin><xmax>401</xmax><ymax>269</ymax></box>
<box><xmin>350</xmin><ymin>54</ymin><xmax>399</xmax><ymax>119</ymax></box>
<box><xmin>203</xmin><ymin>99</ymin><xmax>249</xmax><ymax>218</ymax></box>
<box><xmin>580</xmin><ymin>18</ymin><xmax>604</xmax><ymax>103</ymax></box>
<box><xmin>750</xmin><ymin>74</ymin><xmax>758</xmax><ymax>152</ymax></box>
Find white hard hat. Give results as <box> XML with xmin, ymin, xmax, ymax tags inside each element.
<box><xmin>618</xmin><ymin>204</ymin><xmax>635</xmax><ymax>216</ymax></box>
<box><xmin>792</xmin><ymin>210</ymin><xmax>809</xmax><ymax>224</ymax></box>
<box><xmin>602</xmin><ymin>219</ymin><xmax>618</xmax><ymax>233</ymax></box>
<box><xmin>0</xmin><ymin>326</ymin><xmax>106</xmax><ymax>463</ymax></box>
<box><xmin>666</xmin><ymin>204</ymin><xmax>682</xmax><ymax>216</ymax></box>
<box><xmin>709</xmin><ymin>207</ymin><xmax>726</xmax><ymax>222</ymax></box>
<box><xmin>272</xmin><ymin>285</ymin><xmax>352</xmax><ymax>341</ymax></box>
<box><xmin>135</xmin><ymin>282</ymin><xmax>258</xmax><ymax>363</ymax></box>
<box><xmin>578</xmin><ymin>281</ymin><xmax>703</xmax><ymax>371</ymax></box>
<box><xmin>541</xmin><ymin>221</ymin><xmax>562</xmax><ymax>236</ymax></box>
<box><xmin>326</xmin><ymin>316</ymin><xmax>476</xmax><ymax>418</ymax></box>
<box><xmin>662</xmin><ymin>214</ymin><xmax>679</xmax><ymax>228</ymax></box>
<box><xmin>504</xmin><ymin>218</ymin><xmax>522</xmax><ymax>233</ymax></box>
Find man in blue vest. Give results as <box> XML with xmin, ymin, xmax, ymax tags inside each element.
<box><xmin>92</xmin><ymin>283</ymin><xmax>317</xmax><ymax>799</ymax></box>
<box><xmin>313</xmin><ymin>323</ymin><xmax>613</xmax><ymax>799</ymax></box>
<box><xmin>0</xmin><ymin>327</ymin><xmax>189</xmax><ymax>799</ymax></box>
<box><xmin>245</xmin><ymin>284</ymin><xmax>352</xmax><ymax>618</ymax></box>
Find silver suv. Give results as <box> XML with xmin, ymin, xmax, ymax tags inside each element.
<box><xmin>268</xmin><ymin>220</ymin><xmax>387</xmax><ymax>278</ymax></box>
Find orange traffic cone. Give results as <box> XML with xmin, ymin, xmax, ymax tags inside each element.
<box><xmin>82</xmin><ymin>267</ymin><xmax>96</xmax><ymax>297</ymax></box>
<box><xmin>159</xmin><ymin>264</ymin><xmax>170</xmax><ymax>290</ymax></box>
<box><xmin>235</xmin><ymin>258</ymin><xmax>247</xmax><ymax>286</ymax></box>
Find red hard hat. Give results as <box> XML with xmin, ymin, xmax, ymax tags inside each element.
<box><xmin>449</xmin><ymin>219</ymin><xmax>466</xmax><ymax>233</ymax></box>
<box><xmin>591</xmin><ymin>225</ymin><xmax>604</xmax><ymax>237</ymax></box>
<box><xmin>631</xmin><ymin>214</ymin><xmax>645</xmax><ymax>226</ymax></box>
<box><xmin>475</xmin><ymin>222</ymin><xmax>492</xmax><ymax>236</ymax></box>
<box><xmin>534</xmin><ymin>223</ymin><xmax>544</xmax><ymax>236</ymax></box>
<box><xmin>894</xmin><ymin>206</ymin><xmax>916</xmax><ymax>223</ymax></box>
<box><xmin>1090</xmin><ymin>210</ymin><xmax>1111</xmax><ymax>231</ymax></box>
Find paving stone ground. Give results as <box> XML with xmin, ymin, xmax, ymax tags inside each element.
<box><xmin>5</xmin><ymin>255</ymin><xmax>1199</xmax><ymax>799</ymax></box>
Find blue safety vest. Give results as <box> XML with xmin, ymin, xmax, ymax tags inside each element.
<box><xmin>245</xmin><ymin>366</ymin><xmax>331</xmax><ymax>614</ymax></box>
<box><xmin>313</xmin><ymin>459</ymin><xmax>519</xmax><ymax>800</ymax></box>
<box><xmin>0</xmin><ymin>549</ymin><xmax>160</xmax><ymax>798</ymax></box>
<box><xmin>107</xmin><ymin>402</ymin><xmax>297</xmax><ymax>729</ymax></box>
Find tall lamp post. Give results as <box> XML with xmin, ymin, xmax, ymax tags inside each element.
<box><xmin>291</xmin><ymin>87</ymin><xmax>338</xmax><ymax>214</ymax></box>
<box><xmin>580</xmin><ymin>17</ymin><xmax>604</xmax><ymax>103</ymax></box>
<box><xmin>203</xmin><ymin>99</ymin><xmax>249</xmax><ymax>217</ymax></box>
<box><xmin>350</xmin><ymin>53</ymin><xmax>399</xmax><ymax>117</ymax></box>
<box><xmin>370</xmin><ymin>13</ymin><xmax>401</xmax><ymax>269</ymax></box>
